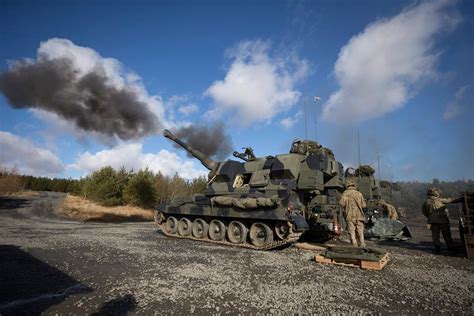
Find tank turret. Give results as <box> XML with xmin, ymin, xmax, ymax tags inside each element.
<box><xmin>163</xmin><ymin>129</ymin><xmax>218</xmax><ymax>172</ymax></box>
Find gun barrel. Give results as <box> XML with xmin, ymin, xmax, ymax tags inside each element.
<box><xmin>163</xmin><ymin>129</ymin><xmax>218</xmax><ymax>171</ymax></box>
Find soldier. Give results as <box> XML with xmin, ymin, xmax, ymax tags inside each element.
<box><xmin>397</xmin><ymin>207</ymin><xmax>407</xmax><ymax>218</ymax></box>
<box><xmin>378</xmin><ymin>199</ymin><xmax>399</xmax><ymax>220</ymax></box>
<box><xmin>422</xmin><ymin>188</ymin><xmax>455</xmax><ymax>253</ymax></box>
<box><xmin>340</xmin><ymin>179</ymin><xmax>367</xmax><ymax>247</ymax></box>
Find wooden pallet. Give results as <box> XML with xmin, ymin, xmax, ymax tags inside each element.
<box><xmin>315</xmin><ymin>253</ymin><xmax>390</xmax><ymax>270</ymax></box>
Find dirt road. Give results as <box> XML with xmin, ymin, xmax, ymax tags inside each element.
<box><xmin>1</xmin><ymin>192</ymin><xmax>473</xmax><ymax>314</ymax></box>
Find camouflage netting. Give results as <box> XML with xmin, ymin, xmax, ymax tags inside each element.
<box><xmin>380</xmin><ymin>180</ymin><xmax>391</xmax><ymax>188</ymax></box>
<box><xmin>290</xmin><ymin>140</ymin><xmax>322</xmax><ymax>155</ymax></box>
<box><xmin>324</xmin><ymin>245</ymin><xmax>386</xmax><ymax>261</ymax></box>
<box><xmin>365</xmin><ymin>218</ymin><xmax>412</xmax><ymax>241</ymax></box>
<box><xmin>211</xmin><ymin>196</ymin><xmax>280</xmax><ymax>209</ymax></box>
<box><xmin>355</xmin><ymin>165</ymin><xmax>375</xmax><ymax>177</ymax></box>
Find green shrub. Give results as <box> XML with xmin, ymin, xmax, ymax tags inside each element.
<box><xmin>123</xmin><ymin>168</ymin><xmax>157</xmax><ymax>208</ymax></box>
<box><xmin>82</xmin><ymin>166</ymin><xmax>130</xmax><ymax>206</ymax></box>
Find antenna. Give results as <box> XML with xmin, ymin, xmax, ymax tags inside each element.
<box><xmin>357</xmin><ymin>130</ymin><xmax>361</xmax><ymax>180</ymax></box>
<box><xmin>357</xmin><ymin>130</ymin><xmax>361</xmax><ymax>168</ymax></box>
<box><xmin>313</xmin><ymin>96</ymin><xmax>321</xmax><ymax>141</ymax></box>
<box><xmin>303</xmin><ymin>88</ymin><xmax>308</xmax><ymax>140</ymax></box>
<box><xmin>377</xmin><ymin>152</ymin><xmax>382</xmax><ymax>182</ymax></box>
<box><xmin>387</xmin><ymin>158</ymin><xmax>394</xmax><ymax>182</ymax></box>
<box><xmin>314</xmin><ymin>111</ymin><xmax>317</xmax><ymax>141</ymax></box>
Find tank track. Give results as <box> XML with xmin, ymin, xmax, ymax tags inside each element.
<box><xmin>156</xmin><ymin>218</ymin><xmax>302</xmax><ymax>251</ymax></box>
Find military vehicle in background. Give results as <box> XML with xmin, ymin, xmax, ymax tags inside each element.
<box><xmin>345</xmin><ymin>165</ymin><xmax>403</xmax><ymax>221</ymax></box>
<box><xmin>154</xmin><ymin>130</ymin><xmax>345</xmax><ymax>250</ymax></box>
<box><xmin>379</xmin><ymin>181</ymin><xmax>402</xmax><ymax>206</ymax></box>
<box><xmin>345</xmin><ymin>164</ymin><xmax>411</xmax><ymax>240</ymax></box>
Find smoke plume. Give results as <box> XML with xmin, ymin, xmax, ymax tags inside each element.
<box><xmin>173</xmin><ymin>123</ymin><xmax>233</xmax><ymax>160</ymax></box>
<box><xmin>0</xmin><ymin>38</ymin><xmax>161</xmax><ymax>140</ymax></box>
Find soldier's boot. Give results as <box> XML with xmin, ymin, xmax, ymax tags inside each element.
<box><xmin>434</xmin><ymin>245</ymin><xmax>441</xmax><ymax>253</ymax></box>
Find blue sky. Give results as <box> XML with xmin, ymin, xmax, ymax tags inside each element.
<box><xmin>0</xmin><ymin>0</ymin><xmax>472</xmax><ymax>181</ymax></box>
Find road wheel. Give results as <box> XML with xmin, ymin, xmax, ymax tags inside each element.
<box><xmin>250</xmin><ymin>222</ymin><xmax>274</xmax><ymax>247</ymax></box>
<box><xmin>154</xmin><ymin>211</ymin><xmax>164</xmax><ymax>225</ymax></box>
<box><xmin>227</xmin><ymin>221</ymin><xmax>248</xmax><ymax>244</ymax></box>
<box><xmin>178</xmin><ymin>218</ymin><xmax>192</xmax><ymax>236</ymax></box>
<box><xmin>275</xmin><ymin>221</ymin><xmax>290</xmax><ymax>240</ymax></box>
<box><xmin>192</xmin><ymin>218</ymin><xmax>209</xmax><ymax>239</ymax></box>
<box><xmin>165</xmin><ymin>216</ymin><xmax>178</xmax><ymax>234</ymax></box>
<box><xmin>209</xmin><ymin>220</ymin><xmax>227</xmax><ymax>241</ymax></box>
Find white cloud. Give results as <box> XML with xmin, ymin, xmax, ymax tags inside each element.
<box><xmin>443</xmin><ymin>84</ymin><xmax>471</xmax><ymax>120</ymax></box>
<box><xmin>0</xmin><ymin>131</ymin><xmax>64</xmax><ymax>176</ymax></box>
<box><xmin>69</xmin><ymin>143</ymin><xmax>207</xmax><ymax>180</ymax></box>
<box><xmin>444</xmin><ymin>101</ymin><xmax>461</xmax><ymax>120</ymax></box>
<box><xmin>205</xmin><ymin>40</ymin><xmax>309</xmax><ymax>125</ymax></box>
<box><xmin>280</xmin><ymin>111</ymin><xmax>302</xmax><ymax>129</ymax></box>
<box><xmin>178</xmin><ymin>103</ymin><xmax>199</xmax><ymax>115</ymax></box>
<box><xmin>322</xmin><ymin>0</ymin><xmax>460</xmax><ymax>122</ymax></box>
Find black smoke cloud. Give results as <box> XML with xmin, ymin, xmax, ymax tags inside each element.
<box><xmin>172</xmin><ymin>124</ymin><xmax>233</xmax><ymax>160</ymax></box>
<box><xmin>0</xmin><ymin>57</ymin><xmax>160</xmax><ymax>140</ymax></box>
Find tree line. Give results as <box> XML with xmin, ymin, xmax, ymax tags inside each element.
<box><xmin>0</xmin><ymin>166</ymin><xmax>207</xmax><ymax>209</ymax></box>
<box><xmin>394</xmin><ymin>179</ymin><xmax>474</xmax><ymax>220</ymax></box>
<box><xmin>78</xmin><ymin>166</ymin><xmax>206</xmax><ymax>208</ymax></box>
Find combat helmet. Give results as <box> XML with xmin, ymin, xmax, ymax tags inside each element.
<box><xmin>427</xmin><ymin>187</ymin><xmax>440</xmax><ymax>196</ymax></box>
<box><xmin>345</xmin><ymin>179</ymin><xmax>356</xmax><ymax>188</ymax></box>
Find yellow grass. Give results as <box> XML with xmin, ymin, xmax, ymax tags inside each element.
<box><xmin>57</xmin><ymin>194</ymin><xmax>154</xmax><ymax>222</ymax></box>
<box><xmin>0</xmin><ymin>190</ymin><xmax>39</xmax><ymax>198</ymax></box>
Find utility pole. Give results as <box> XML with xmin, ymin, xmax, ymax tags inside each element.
<box><xmin>387</xmin><ymin>158</ymin><xmax>394</xmax><ymax>182</ymax></box>
<box><xmin>304</xmin><ymin>92</ymin><xmax>308</xmax><ymax>140</ymax></box>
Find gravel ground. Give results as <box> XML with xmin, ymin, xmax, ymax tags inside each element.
<box><xmin>0</xmin><ymin>192</ymin><xmax>473</xmax><ymax>314</ymax></box>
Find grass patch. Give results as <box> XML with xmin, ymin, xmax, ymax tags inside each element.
<box><xmin>0</xmin><ymin>191</ymin><xmax>40</xmax><ymax>198</ymax></box>
<box><xmin>57</xmin><ymin>194</ymin><xmax>154</xmax><ymax>222</ymax></box>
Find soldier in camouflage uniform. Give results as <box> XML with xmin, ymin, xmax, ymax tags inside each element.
<box><xmin>378</xmin><ymin>199</ymin><xmax>399</xmax><ymax>220</ymax></box>
<box><xmin>340</xmin><ymin>179</ymin><xmax>367</xmax><ymax>247</ymax></box>
<box><xmin>422</xmin><ymin>188</ymin><xmax>455</xmax><ymax>253</ymax></box>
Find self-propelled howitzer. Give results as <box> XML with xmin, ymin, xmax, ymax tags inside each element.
<box><xmin>155</xmin><ymin>130</ymin><xmax>345</xmax><ymax>249</ymax></box>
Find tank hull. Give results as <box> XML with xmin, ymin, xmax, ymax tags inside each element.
<box><xmin>162</xmin><ymin>204</ymin><xmax>288</xmax><ymax>221</ymax></box>
<box><xmin>155</xmin><ymin>195</ymin><xmax>309</xmax><ymax>250</ymax></box>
